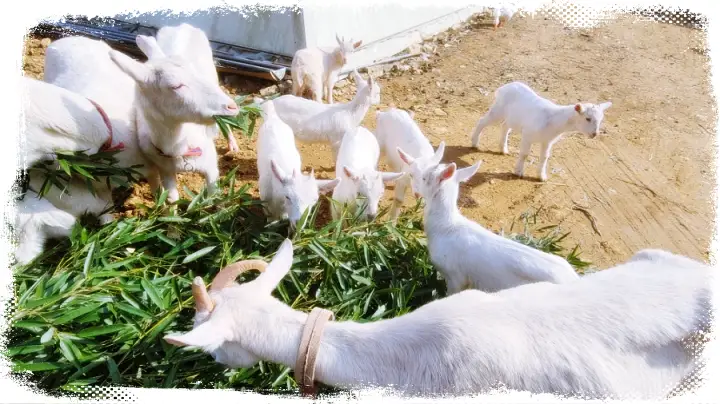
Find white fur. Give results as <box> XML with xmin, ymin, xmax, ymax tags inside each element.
<box><xmin>374</xmin><ymin>107</ymin><xmax>444</xmax><ymax>220</ymax></box>
<box><xmin>20</xmin><ymin>77</ymin><xmax>111</xmax><ymax>167</ymax></box>
<box><xmin>291</xmin><ymin>35</ymin><xmax>362</xmax><ymax>104</ymax></box>
<box><xmin>493</xmin><ymin>5</ymin><xmax>517</xmax><ymax>28</ymax></box>
<box><xmin>165</xmin><ymin>239</ymin><xmax>712</xmax><ymax>399</ymax></box>
<box><xmin>43</xmin><ymin>35</ymin><xmax>238</xmax><ymax>208</ymax></box>
<box><xmin>257</xmin><ymin>101</ymin><xmax>340</xmax><ymax>228</ymax></box>
<box><xmin>331</xmin><ymin>126</ymin><xmax>403</xmax><ymax>221</ymax></box>
<box><xmin>398</xmin><ymin>156</ymin><xmax>579</xmax><ymax>294</ymax></box>
<box><xmin>155</xmin><ymin>23</ymin><xmax>240</xmax><ymax>153</ymax></box>
<box><xmin>271</xmin><ymin>75</ymin><xmax>381</xmax><ymax>159</ymax></box>
<box><xmin>13</xmin><ymin>191</ymin><xmax>77</xmax><ymax>266</ymax></box>
<box><xmin>470</xmin><ymin>81</ymin><xmax>612</xmax><ymax>181</ymax></box>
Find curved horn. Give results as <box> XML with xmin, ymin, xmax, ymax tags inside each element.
<box><xmin>210</xmin><ymin>259</ymin><xmax>269</xmax><ymax>292</ymax></box>
<box><xmin>192</xmin><ymin>277</ymin><xmax>214</xmax><ymax>313</ymax></box>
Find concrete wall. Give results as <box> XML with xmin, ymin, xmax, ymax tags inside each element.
<box><xmin>115</xmin><ymin>7</ymin><xmax>305</xmax><ymax>56</ymax></box>
<box><xmin>116</xmin><ymin>5</ymin><xmax>484</xmax><ymax>67</ymax></box>
<box><xmin>301</xmin><ymin>5</ymin><xmax>484</xmax><ymax>72</ymax></box>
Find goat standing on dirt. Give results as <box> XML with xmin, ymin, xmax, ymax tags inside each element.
<box><xmin>291</xmin><ymin>34</ymin><xmax>362</xmax><ymax>104</ymax></box>
<box><xmin>470</xmin><ymin>81</ymin><xmax>612</xmax><ymax>181</ymax></box>
<box><xmin>164</xmin><ymin>239</ymin><xmax>711</xmax><ymax>399</ymax></box>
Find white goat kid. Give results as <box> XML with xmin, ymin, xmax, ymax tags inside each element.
<box><xmin>20</xmin><ymin>77</ymin><xmax>119</xmax><ymax>168</ymax></box>
<box><xmin>164</xmin><ymin>239</ymin><xmax>711</xmax><ymax>399</ymax></box>
<box><xmin>470</xmin><ymin>81</ymin><xmax>612</xmax><ymax>181</ymax></box>
<box><xmin>272</xmin><ymin>76</ymin><xmax>381</xmax><ymax>159</ymax></box>
<box><xmin>43</xmin><ymin>35</ymin><xmax>238</xmax><ymax>205</ymax></box>
<box><xmin>291</xmin><ymin>34</ymin><xmax>362</xmax><ymax>104</ymax></box>
<box><xmin>396</xmin><ymin>154</ymin><xmax>579</xmax><ymax>293</ymax></box>
<box><xmin>257</xmin><ymin>101</ymin><xmax>340</xmax><ymax>228</ymax></box>
<box><xmin>492</xmin><ymin>5</ymin><xmax>517</xmax><ymax>29</ymax></box>
<box><xmin>331</xmin><ymin>126</ymin><xmax>404</xmax><ymax>221</ymax></box>
<box><xmin>155</xmin><ymin>23</ymin><xmax>241</xmax><ymax>153</ymax></box>
<box><xmin>374</xmin><ymin>107</ymin><xmax>444</xmax><ymax>220</ymax></box>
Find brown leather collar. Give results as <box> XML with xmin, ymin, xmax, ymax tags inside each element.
<box><xmin>87</xmin><ymin>98</ymin><xmax>124</xmax><ymax>152</ymax></box>
<box><xmin>295</xmin><ymin>307</ymin><xmax>335</xmax><ymax>397</ymax></box>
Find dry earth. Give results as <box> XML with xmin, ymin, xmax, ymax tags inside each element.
<box><xmin>22</xmin><ymin>12</ymin><xmax>715</xmax><ymax>268</ymax></box>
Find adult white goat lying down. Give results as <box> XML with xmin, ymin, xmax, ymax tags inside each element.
<box><xmin>165</xmin><ymin>240</ymin><xmax>712</xmax><ymax>399</ymax></box>
<box><xmin>395</xmin><ymin>152</ymin><xmax>579</xmax><ymax>293</ymax></box>
<box><xmin>20</xmin><ymin>76</ymin><xmax>121</xmax><ymax>168</ymax></box>
<box><xmin>271</xmin><ymin>75</ymin><xmax>381</xmax><ymax>159</ymax></box>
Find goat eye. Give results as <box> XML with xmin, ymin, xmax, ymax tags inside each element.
<box><xmin>585</xmin><ymin>117</ymin><xmax>591</xmax><ymax>122</ymax></box>
<box><xmin>171</xmin><ymin>84</ymin><xmax>186</xmax><ymax>90</ymax></box>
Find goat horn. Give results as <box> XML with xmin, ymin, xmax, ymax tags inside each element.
<box><xmin>192</xmin><ymin>276</ymin><xmax>214</xmax><ymax>313</ymax></box>
<box><xmin>210</xmin><ymin>259</ymin><xmax>269</xmax><ymax>292</ymax></box>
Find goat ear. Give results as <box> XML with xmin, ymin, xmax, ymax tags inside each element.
<box><xmin>109</xmin><ymin>50</ymin><xmax>152</xmax><ymax>84</ymax></box>
<box><xmin>381</xmin><ymin>172</ymin><xmax>405</xmax><ymax>184</ymax></box>
<box><xmin>438</xmin><ymin>163</ymin><xmax>456</xmax><ymax>184</ymax></box>
<box><xmin>429</xmin><ymin>141</ymin><xmax>446</xmax><ymax>165</ymax></box>
<box><xmin>317</xmin><ymin>178</ymin><xmax>341</xmax><ymax>194</ymax></box>
<box><xmin>599</xmin><ymin>101</ymin><xmax>612</xmax><ymax>111</ymax></box>
<box><xmin>164</xmin><ymin>320</ymin><xmax>226</xmax><ymax>349</ymax></box>
<box><xmin>353</xmin><ymin>40</ymin><xmax>363</xmax><ymax>49</ymax></box>
<box><xmin>136</xmin><ymin>35</ymin><xmax>165</xmax><ymax>60</ymax></box>
<box><xmin>343</xmin><ymin>166</ymin><xmax>359</xmax><ymax>181</ymax></box>
<box><xmin>336</xmin><ymin>34</ymin><xmax>343</xmax><ymax>46</ymax></box>
<box><xmin>397</xmin><ymin>147</ymin><xmax>415</xmax><ymax>166</ymax></box>
<box><xmin>574</xmin><ymin>104</ymin><xmax>585</xmax><ymax>114</ymax></box>
<box><xmin>270</xmin><ymin>160</ymin><xmax>288</xmax><ymax>183</ymax></box>
<box><xmin>255</xmin><ymin>239</ymin><xmax>294</xmax><ymax>294</ymax></box>
<box><xmin>455</xmin><ymin>161</ymin><xmax>482</xmax><ymax>183</ymax></box>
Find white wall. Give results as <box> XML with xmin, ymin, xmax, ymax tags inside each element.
<box><xmin>115</xmin><ymin>5</ymin><xmax>485</xmax><ymax>69</ymax></box>
<box><xmin>115</xmin><ymin>7</ymin><xmax>305</xmax><ymax>56</ymax></box>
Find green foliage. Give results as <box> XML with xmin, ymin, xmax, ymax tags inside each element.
<box><xmin>214</xmin><ymin>95</ymin><xmax>264</xmax><ymax>141</ymax></box>
<box><xmin>24</xmin><ymin>149</ymin><xmax>143</xmax><ymax>199</ymax></box>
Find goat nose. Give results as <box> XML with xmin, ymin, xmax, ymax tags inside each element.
<box><xmin>226</xmin><ymin>101</ymin><xmax>239</xmax><ymax>112</ymax></box>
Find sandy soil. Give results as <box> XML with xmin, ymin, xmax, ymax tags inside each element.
<box><xmin>22</xmin><ymin>13</ymin><xmax>715</xmax><ymax>268</ymax></box>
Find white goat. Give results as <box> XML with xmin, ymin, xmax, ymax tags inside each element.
<box><xmin>155</xmin><ymin>23</ymin><xmax>241</xmax><ymax>153</ymax></box>
<box><xmin>42</xmin><ymin>35</ymin><xmax>238</xmax><ymax>210</ymax></box>
<box><xmin>374</xmin><ymin>107</ymin><xmax>444</xmax><ymax>220</ymax></box>
<box><xmin>331</xmin><ymin>126</ymin><xmax>404</xmax><ymax>221</ymax></box>
<box><xmin>272</xmin><ymin>75</ymin><xmax>381</xmax><ymax>159</ymax></box>
<box><xmin>396</xmin><ymin>153</ymin><xmax>579</xmax><ymax>293</ymax></box>
<box><xmin>20</xmin><ymin>76</ymin><xmax>119</xmax><ymax>168</ymax></box>
<box><xmin>470</xmin><ymin>81</ymin><xmax>612</xmax><ymax>182</ymax></box>
<box><xmin>492</xmin><ymin>5</ymin><xmax>517</xmax><ymax>29</ymax></box>
<box><xmin>257</xmin><ymin>100</ymin><xmax>340</xmax><ymax>228</ymax></box>
<box><xmin>13</xmin><ymin>192</ymin><xmax>77</xmax><ymax>266</ymax></box>
<box><xmin>164</xmin><ymin>239</ymin><xmax>712</xmax><ymax>399</ymax></box>
<box><xmin>291</xmin><ymin>34</ymin><xmax>362</xmax><ymax>104</ymax></box>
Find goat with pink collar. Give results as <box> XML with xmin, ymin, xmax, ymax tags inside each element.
<box><xmin>42</xmin><ymin>34</ymin><xmax>238</xmax><ymax>209</ymax></box>
<box><xmin>470</xmin><ymin>81</ymin><xmax>612</xmax><ymax>181</ymax></box>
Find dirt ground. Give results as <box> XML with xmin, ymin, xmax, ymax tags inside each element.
<box><xmin>22</xmin><ymin>13</ymin><xmax>715</xmax><ymax>268</ymax></box>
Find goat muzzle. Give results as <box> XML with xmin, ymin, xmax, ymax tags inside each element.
<box><xmin>192</xmin><ymin>259</ymin><xmax>269</xmax><ymax>313</ymax></box>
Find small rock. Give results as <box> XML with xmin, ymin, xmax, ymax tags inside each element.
<box><xmin>334</xmin><ymin>80</ymin><xmax>349</xmax><ymax>88</ymax></box>
<box><xmin>40</xmin><ymin>38</ymin><xmax>52</xmax><ymax>47</ymax></box>
<box><xmin>433</xmin><ymin>108</ymin><xmax>447</xmax><ymax>117</ymax></box>
<box><xmin>490</xmin><ymin>179</ymin><xmax>497</xmax><ymax>185</ymax></box>
<box><xmin>259</xmin><ymin>85</ymin><xmax>279</xmax><ymax>97</ymax></box>
<box><xmin>434</xmin><ymin>127</ymin><xmax>448</xmax><ymax>135</ymax></box>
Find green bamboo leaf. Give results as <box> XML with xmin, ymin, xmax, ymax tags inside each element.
<box><xmin>182</xmin><ymin>246</ymin><xmax>217</xmax><ymax>264</ymax></box>
<box><xmin>76</xmin><ymin>325</ymin><xmax>127</xmax><ymax>338</ymax></box>
<box><xmin>53</xmin><ymin>304</ymin><xmax>102</xmax><ymax>325</ymax></box>
<box><xmin>141</xmin><ymin>279</ymin><xmax>167</xmax><ymax>310</ymax></box>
